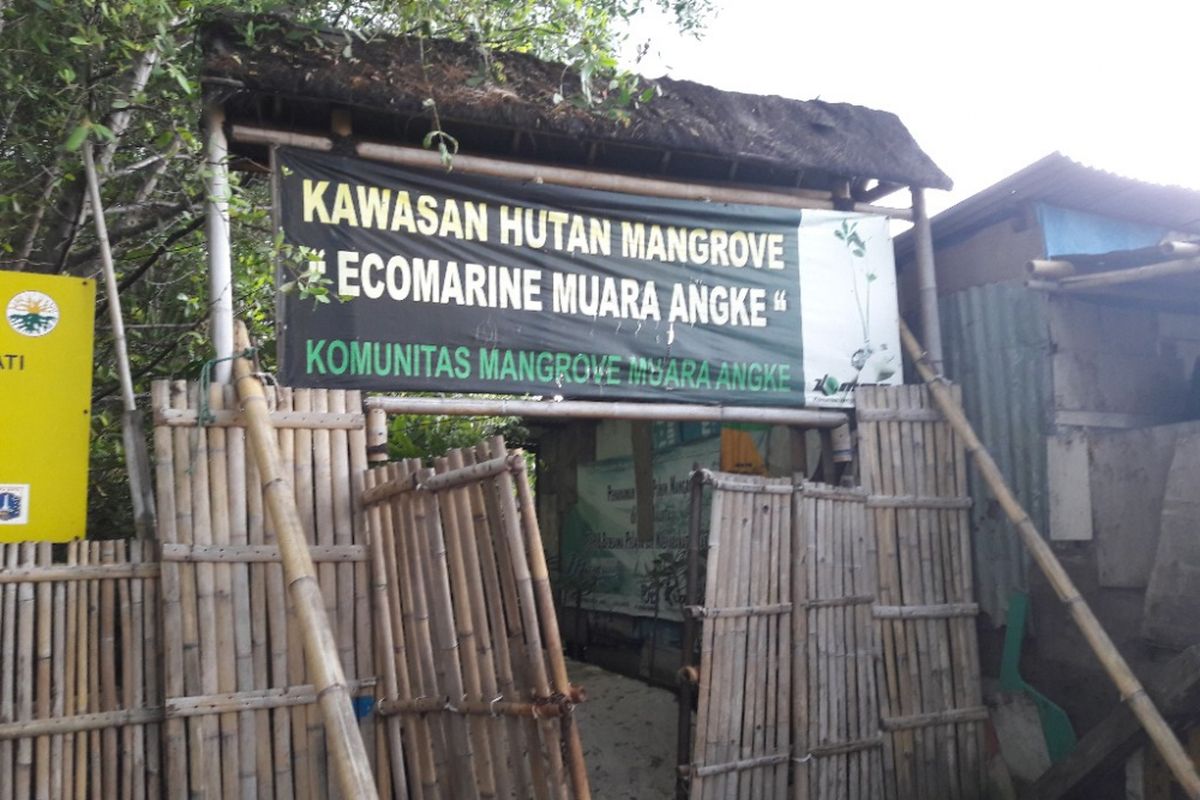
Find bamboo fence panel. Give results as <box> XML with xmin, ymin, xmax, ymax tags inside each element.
<box><xmin>792</xmin><ymin>483</ymin><xmax>883</xmax><ymax>800</ymax></box>
<box><xmin>856</xmin><ymin>384</ymin><xmax>985</xmax><ymax>800</ymax></box>
<box><xmin>150</xmin><ymin>379</ymin><xmax>384</xmax><ymax>800</ymax></box>
<box><xmin>687</xmin><ymin>471</ymin><xmax>792</xmax><ymax>800</ymax></box>
<box><xmin>363</xmin><ymin>438</ymin><xmax>590</xmax><ymax>799</ymax></box>
<box><xmin>0</xmin><ymin>540</ymin><xmax>161</xmax><ymax>800</ymax></box>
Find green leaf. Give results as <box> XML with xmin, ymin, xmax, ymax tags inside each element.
<box><xmin>64</xmin><ymin>124</ymin><xmax>90</xmax><ymax>151</ymax></box>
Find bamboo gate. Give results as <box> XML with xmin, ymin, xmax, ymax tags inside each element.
<box><xmin>0</xmin><ymin>383</ymin><xmax>590</xmax><ymax>800</ymax></box>
<box><xmin>681</xmin><ymin>384</ymin><xmax>985</xmax><ymax>800</ymax></box>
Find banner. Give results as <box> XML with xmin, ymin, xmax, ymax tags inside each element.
<box><xmin>274</xmin><ymin>147</ymin><xmax>901</xmax><ymax>407</ymax></box>
<box><xmin>0</xmin><ymin>271</ymin><xmax>95</xmax><ymax>542</ymax></box>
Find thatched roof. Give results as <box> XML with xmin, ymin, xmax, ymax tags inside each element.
<box><xmin>200</xmin><ymin>14</ymin><xmax>951</xmax><ymax>194</ymax></box>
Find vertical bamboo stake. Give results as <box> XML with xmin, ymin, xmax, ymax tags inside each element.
<box><xmin>88</xmin><ymin>543</ymin><xmax>101</xmax><ymax>800</ymax></box>
<box><xmin>792</xmin><ymin>488</ymin><xmax>809</xmax><ymax>800</ymax></box>
<box><xmin>144</xmin><ymin>539</ymin><xmax>164</xmax><ymax>799</ymax></box>
<box><xmin>128</xmin><ymin>542</ymin><xmax>148</xmax><ymax>800</ymax></box>
<box><xmin>52</xmin><ymin>542</ymin><xmax>69</xmax><ymax>800</ymax></box>
<box><xmin>116</xmin><ymin>540</ymin><xmax>135</xmax><ymax>800</ymax></box>
<box><xmin>35</xmin><ymin>542</ymin><xmax>53</xmax><ymax>798</ymax></box>
<box><xmin>901</xmin><ymin>320</ymin><xmax>1200</xmax><ymax>799</ymax></box>
<box><xmin>435</xmin><ymin>456</ymin><xmax>499</xmax><ymax>799</ymax></box>
<box><xmin>292</xmin><ymin>387</ymin><xmax>326</xmax><ymax>795</ymax></box>
<box><xmin>342</xmin><ymin>390</ymin><xmax>375</xmax><ymax>779</ymax></box>
<box><xmin>245</xmin><ymin>412</ymin><xmax>277</xmax><ymax>800</ymax></box>
<box><xmin>363</xmin><ymin>467</ymin><xmax>411</xmax><ymax>799</ymax></box>
<box><xmin>463</xmin><ymin>447</ymin><xmax>535</xmax><ymax>800</ymax></box>
<box><xmin>151</xmin><ymin>380</ymin><xmax>186</xmax><ymax>797</ymax></box>
<box><xmin>206</xmin><ymin>384</ymin><xmax>242</xmax><ymax>800</ymax></box>
<box><xmin>446</xmin><ymin>449</ymin><xmax>511</xmax><ymax>800</ymax></box>
<box><xmin>63</xmin><ymin>542</ymin><xmax>79</xmax><ymax>799</ymax></box>
<box><xmin>502</xmin><ymin>438</ymin><xmax>586</xmax><ymax>800</ymax></box>
<box><xmin>0</xmin><ymin>544</ymin><xmax>15</xmax><ymax>800</ymax></box>
<box><xmin>277</xmin><ymin>386</ymin><xmax>307</xmax><ymax>800</ymax></box>
<box><xmin>231</xmin><ymin>323</ymin><xmax>380</xmax><ymax>800</ymax></box>
<box><xmin>81</xmin><ymin>142</ymin><xmax>156</xmax><ymax>539</ymax></box>
<box><xmin>392</xmin><ymin>461</ymin><xmax>452</xmax><ymax>795</ymax></box>
<box><xmin>223</xmin><ymin>383</ymin><xmax>258</xmax><ymax>800</ymax></box>
<box><xmin>16</xmin><ymin>543</ymin><xmax>36</xmax><ymax>799</ymax></box>
<box><xmin>75</xmin><ymin>544</ymin><xmax>90</xmax><ymax>800</ymax></box>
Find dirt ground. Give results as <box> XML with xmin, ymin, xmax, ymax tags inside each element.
<box><xmin>569</xmin><ymin>659</ymin><xmax>678</xmax><ymax>800</ymax></box>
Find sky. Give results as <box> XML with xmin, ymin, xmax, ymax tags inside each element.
<box><xmin>622</xmin><ymin>0</ymin><xmax>1200</xmax><ymax>215</ymax></box>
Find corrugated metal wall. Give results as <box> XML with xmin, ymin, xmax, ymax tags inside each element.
<box><xmin>941</xmin><ymin>283</ymin><xmax>1053</xmax><ymax>624</ymax></box>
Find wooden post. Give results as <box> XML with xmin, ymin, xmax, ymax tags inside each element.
<box><xmin>911</xmin><ymin>187</ymin><xmax>944</xmax><ymax>372</ymax></box>
<box><xmin>899</xmin><ymin>319</ymin><xmax>1200</xmax><ymax>799</ymax></box>
<box><xmin>231</xmin><ymin>322</ymin><xmax>379</xmax><ymax>800</ymax></box>
<box><xmin>82</xmin><ymin>142</ymin><xmax>157</xmax><ymax>540</ymax></box>
<box><xmin>677</xmin><ymin>468</ymin><xmax>704</xmax><ymax>800</ymax></box>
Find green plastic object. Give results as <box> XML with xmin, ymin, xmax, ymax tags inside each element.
<box><xmin>999</xmin><ymin>591</ymin><xmax>1077</xmax><ymax>763</ymax></box>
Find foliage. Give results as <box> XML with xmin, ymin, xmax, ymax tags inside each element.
<box><xmin>387</xmin><ymin>411</ymin><xmax>529</xmax><ymax>461</ymax></box>
<box><xmin>0</xmin><ymin>0</ymin><xmax>710</xmax><ymax>537</ymax></box>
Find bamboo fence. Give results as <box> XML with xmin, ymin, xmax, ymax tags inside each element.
<box><xmin>0</xmin><ymin>540</ymin><xmax>161</xmax><ymax>800</ymax></box>
<box><xmin>687</xmin><ymin>471</ymin><xmax>793</xmax><ymax>800</ymax></box>
<box><xmin>150</xmin><ymin>379</ymin><xmax>384</xmax><ymax>799</ymax></box>
<box><xmin>856</xmin><ymin>384</ymin><xmax>985</xmax><ymax>800</ymax></box>
<box><xmin>792</xmin><ymin>482</ymin><xmax>883</xmax><ymax>800</ymax></box>
<box><xmin>362</xmin><ymin>437</ymin><xmax>591</xmax><ymax>800</ymax></box>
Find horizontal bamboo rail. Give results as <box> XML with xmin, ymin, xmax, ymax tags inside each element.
<box><xmin>158</xmin><ymin>543</ymin><xmax>368</xmax><ymax>562</ymax></box>
<box><xmin>155</xmin><ymin>408</ymin><xmax>364</xmax><ymax>429</ymax></box>
<box><xmin>881</xmin><ymin>707</ymin><xmax>990</xmax><ymax>732</ymax></box>
<box><xmin>377</xmin><ymin>696</ymin><xmax>575</xmax><ymax>719</ymax></box>
<box><xmin>873</xmin><ymin>603</ymin><xmax>979</xmax><ymax>620</ymax></box>
<box><xmin>901</xmin><ymin>319</ymin><xmax>1200</xmax><ymax>798</ymax></box>
<box><xmin>364</xmin><ymin>394</ymin><xmax>849</xmax><ymax>427</ymax></box>
<box><xmin>864</xmin><ymin>495</ymin><xmax>973</xmax><ymax>509</ymax></box>
<box><xmin>685</xmin><ymin>603</ymin><xmax>792</xmax><ymax>619</ymax></box>
<box><xmin>0</xmin><ymin>562</ymin><xmax>160</xmax><ymax>583</ymax></box>
<box><xmin>229</xmin><ymin>124</ymin><xmax>914</xmax><ymax>219</ymax></box>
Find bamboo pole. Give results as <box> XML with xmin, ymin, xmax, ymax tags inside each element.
<box><xmin>1056</xmin><ymin>255</ymin><xmax>1200</xmax><ymax>291</ymax></box>
<box><xmin>231</xmin><ymin>322</ymin><xmax>380</xmax><ymax>800</ymax></box>
<box><xmin>446</xmin><ymin>448</ymin><xmax>512</xmax><ymax>800</ymax></box>
<box><xmin>82</xmin><ymin>142</ymin><xmax>156</xmax><ymax>539</ymax></box>
<box><xmin>229</xmin><ymin>123</ymin><xmax>913</xmax><ymax>219</ymax></box>
<box><xmin>363</xmin><ymin>467</ymin><xmax>411</xmax><ymax>799</ymax></box>
<box><xmin>462</xmin><ymin>447</ymin><xmax>536</xmax><ymax>800</ymax></box>
<box><xmin>900</xmin><ymin>319</ymin><xmax>1200</xmax><ymax>798</ymax></box>
<box><xmin>365</xmin><ymin>395</ymin><xmax>847</xmax><ymax>427</ymax></box>
<box><xmin>677</xmin><ymin>470</ymin><xmax>704</xmax><ymax>800</ymax></box>
<box><xmin>508</xmin><ymin>440</ymin><xmax>591</xmax><ymax>800</ymax></box>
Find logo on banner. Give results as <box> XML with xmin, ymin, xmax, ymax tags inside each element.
<box><xmin>7</xmin><ymin>291</ymin><xmax>59</xmax><ymax>337</ymax></box>
<box><xmin>0</xmin><ymin>484</ymin><xmax>29</xmax><ymax>524</ymax></box>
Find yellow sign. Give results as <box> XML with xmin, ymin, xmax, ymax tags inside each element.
<box><xmin>0</xmin><ymin>270</ymin><xmax>95</xmax><ymax>542</ymax></box>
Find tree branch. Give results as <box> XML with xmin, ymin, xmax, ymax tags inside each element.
<box><xmin>95</xmin><ymin>214</ymin><xmax>204</xmax><ymax>317</ymax></box>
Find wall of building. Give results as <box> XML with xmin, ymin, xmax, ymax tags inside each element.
<box><xmin>910</xmin><ymin>207</ymin><xmax>1200</xmax><ymax>741</ymax></box>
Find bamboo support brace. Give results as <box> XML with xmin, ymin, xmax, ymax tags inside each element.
<box><xmin>232</xmin><ymin>322</ymin><xmax>379</xmax><ymax>800</ymax></box>
<box><xmin>900</xmin><ymin>319</ymin><xmax>1200</xmax><ymax>799</ymax></box>
<box><xmin>377</xmin><ymin>692</ymin><xmax>583</xmax><ymax>719</ymax></box>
